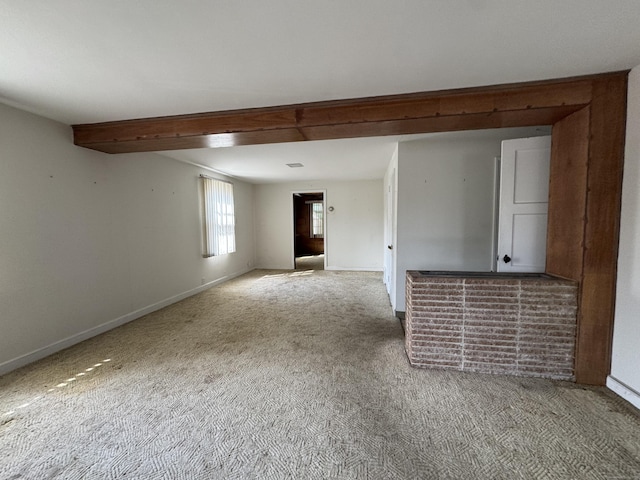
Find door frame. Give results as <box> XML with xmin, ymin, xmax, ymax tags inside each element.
<box><xmin>384</xmin><ymin>167</ymin><xmax>396</xmax><ymax>298</ymax></box>
<box><xmin>291</xmin><ymin>189</ymin><xmax>327</xmax><ymax>269</ymax></box>
<box><xmin>491</xmin><ymin>156</ymin><xmax>501</xmax><ymax>272</ymax></box>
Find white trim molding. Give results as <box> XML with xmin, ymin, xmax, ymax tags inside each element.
<box><xmin>325</xmin><ymin>266</ymin><xmax>383</xmax><ymax>272</ymax></box>
<box><xmin>607</xmin><ymin>375</ymin><xmax>640</xmax><ymax>411</ymax></box>
<box><xmin>0</xmin><ymin>268</ymin><xmax>252</xmax><ymax>377</ymax></box>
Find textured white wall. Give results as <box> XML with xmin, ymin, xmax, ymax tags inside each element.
<box><xmin>393</xmin><ymin>128</ymin><xmax>549</xmax><ymax>312</ymax></box>
<box><xmin>0</xmin><ymin>103</ymin><xmax>254</xmax><ymax>373</ymax></box>
<box><xmin>105</xmin><ymin>156</ymin><xmax>255</xmax><ymax>310</ymax></box>
<box><xmin>253</xmin><ymin>180</ymin><xmax>383</xmax><ymax>271</ymax></box>
<box><xmin>394</xmin><ymin>136</ymin><xmax>498</xmax><ymax>312</ymax></box>
<box><xmin>609</xmin><ymin>65</ymin><xmax>640</xmax><ymax>407</ymax></box>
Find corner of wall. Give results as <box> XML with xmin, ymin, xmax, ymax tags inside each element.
<box><xmin>609</xmin><ymin>64</ymin><xmax>640</xmax><ymax>400</ymax></box>
<box><xmin>606</xmin><ymin>376</ymin><xmax>640</xmax><ymax>411</ymax></box>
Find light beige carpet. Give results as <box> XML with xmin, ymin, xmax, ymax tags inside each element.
<box><xmin>295</xmin><ymin>254</ymin><xmax>324</xmax><ymax>270</ymax></box>
<box><xmin>1</xmin><ymin>270</ymin><xmax>639</xmax><ymax>479</ymax></box>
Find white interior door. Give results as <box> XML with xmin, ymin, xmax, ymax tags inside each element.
<box><xmin>497</xmin><ymin>136</ymin><xmax>551</xmax><ymax>273</ymax></box>
<box><xmin>384</xmin><ymin>169</ymin><xmax>395</xmax><ymax>294</ymax></box>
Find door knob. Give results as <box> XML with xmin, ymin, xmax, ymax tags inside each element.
<box><xmin>503</xmin><ymin>254</ymin><xmax>511</xmax><ymax>263</ymax></box>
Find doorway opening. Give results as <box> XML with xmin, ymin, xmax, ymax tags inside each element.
<box><xmin>293</xmin><ymin>192</ymin><xmax>325</xmax><ymax>270</ymax></box>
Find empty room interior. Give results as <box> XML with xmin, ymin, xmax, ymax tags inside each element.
<box><xmin>2</xmin><ymin>2</ymin><xmax>640</xmax><ymax>478</ymax></box>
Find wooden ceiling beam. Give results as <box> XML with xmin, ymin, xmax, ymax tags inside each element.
<box><xmin>72</xmin><ymin>74</ymin><xmax>607</xmax><ymax>154</ymax></box>
<box><xmin>298</xmin><ymin>106</ymin><xmax>582</xmax><ymax>142</ymax></box>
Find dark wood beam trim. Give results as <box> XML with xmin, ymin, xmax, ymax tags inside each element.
<box><xmin>547</xmin><ymin>106</ymin><xmax>590</xmax><ymax>281</ymax></box>
<box><xmin>73</xmin><ymin>109</ymin><xmax>299</xmax><ymax>150</ymax></box>
<box><xmin>575</xmin><ymin>74</ymin><xmax>628</xmax><ymax>385</ymax></box>
<box><xmin>85</xmin><ymin>106</ymin><xmax>582</xmax><ymax>154</ymax></box>
<box><xmin>296</xmin><ymin>80</ymin><xmax>592</xmax><ymax>126</ymax></box>
<box><xmin>82</xmin><ymin>129</ymin><xmax>307</xmax><ymax>154</ymax></box>
<box><xmin>299</xmin><ymin>106</ymin><xmax>581</xmax><ymax>142</ymax></box>
<box><xmin>72</xmin><ymin>73</ymin><xmax>612</xmax><ymax>154</ymax></box>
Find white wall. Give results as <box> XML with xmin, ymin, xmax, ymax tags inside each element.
<box><xmin>608</xmin><ymin>65</ymin><xmax>640</xmax><ymax>409</ymax></box>
<box><xmin>383</xmin><ymin>147</ymin><xmax>399</xmax><ymax>309</ymax></box>
<box><xmin>394</xmin><ymin>135</ymin><xmax>497</xmax><ymax>311</ymax></box>
<box><xmin>254</xmin><ymin>180</ymin><xmax>383</xmax><ymax>270</ymax></box>
<box><xmin>393</xmin><ymin>128</ymin><xmax>550</xmax><ymax>312</ymax></box>
<box><xmin>0</xmin><ymin>103</ymin><xmax>254</xmax><ymax>373</ymax></box>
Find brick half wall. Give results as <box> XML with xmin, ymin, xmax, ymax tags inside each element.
<box><xmin>405</xmin><ymin>271</ymin><xmax>578</xmax><ymax>380</ymax></box>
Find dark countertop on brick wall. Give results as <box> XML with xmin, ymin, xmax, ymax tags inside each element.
<box><xmin>410</xmin><ymin>270</ymin><xmax>575</xmax><ymax>283</ymax></box>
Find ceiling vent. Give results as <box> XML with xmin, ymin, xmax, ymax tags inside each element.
<box><xmin>286</xmin><ymin>163</ymin><xmax>304</xmax><ymax>168</ymax></box>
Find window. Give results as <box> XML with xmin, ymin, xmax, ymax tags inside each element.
<box><xmin>201</xmin><ymin>176</ymin><xmax>236</xmax><ymax>257</ymax></box>
<box><xmin>310</xmin><ymin>201</ymin><xmax>324</xmax><ymax>238</ymax></box>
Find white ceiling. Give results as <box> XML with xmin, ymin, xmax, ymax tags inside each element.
<box><xmin>2</xmin><ymin>1</ymin><xmax>639</xmax><ymax>182</ymax></box>
<box><xmin>160</xmin><ymin>127</ymin><xmax>551</xmax><ymax>183</ymax></box>
<box><xmin>162</xmin><ymin>136</ymin><xmax>400</xmax><ymax>184</ymax></box>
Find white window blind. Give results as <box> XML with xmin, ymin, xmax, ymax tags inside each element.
<box><xmin>201</xmin><ymin>176</ymin><xmax>236</xmax><ymax>257</ymax></box>
<box><xmin>311</xmin><ymin>202</ymin><xmax>324</xmax><ymax>238</ymax></box>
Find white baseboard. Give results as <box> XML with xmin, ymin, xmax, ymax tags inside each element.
<box><xmin>0</xmin><ymin>269</ymin><xmax>252</xmax><ymax>377</ymax></box>
<box><xmin>325</xmin><ymin>266</ymin><xmax>383</xmax><ymax>272</ymax></box>
<box><xmin>606</xmin><ymin>375</ymin><xmax>640</xmax><ymax>411</ymax></box>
